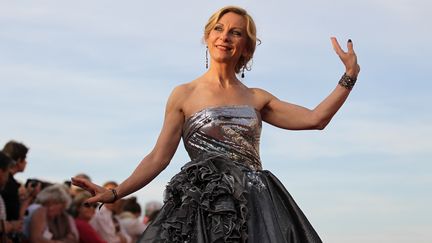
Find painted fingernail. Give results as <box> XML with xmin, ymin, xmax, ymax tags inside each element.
<box><xmin>348</xmin><ymin>39</ymin><xmax>352</xmax><ymax>43</ymax></box>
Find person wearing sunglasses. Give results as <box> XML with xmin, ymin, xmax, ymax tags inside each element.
<box><xmin>71</xmin><ymin>191</ymin><xmax>106</xmax><ymax>243</ymax></box>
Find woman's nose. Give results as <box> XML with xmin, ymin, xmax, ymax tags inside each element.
<box><xmin>219</xmin><ymin>31</ymin><xmax>230</xmax><ymax>42</ymax></box>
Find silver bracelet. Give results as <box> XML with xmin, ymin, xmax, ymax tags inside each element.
<box><xmin>338</xmin><ymin>73</ymin><xmax>357</xmax><ymax>90</ymax></box>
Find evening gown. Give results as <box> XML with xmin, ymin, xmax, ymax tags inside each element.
<box><xmin>138</xmin><ymin>105</ymin><xmax>322</xmax><ymax>243</ymax></box>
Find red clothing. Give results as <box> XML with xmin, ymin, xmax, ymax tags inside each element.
<box><xmin>75</xmin><ymin>218</ymin><xmax>107</xmax><ymax>243</ymax></box>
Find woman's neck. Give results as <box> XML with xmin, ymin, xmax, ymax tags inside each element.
<box><xmin>206</xmin><ymin>63</ymin><xmax>240</xmax><ymax>87</ymax></box>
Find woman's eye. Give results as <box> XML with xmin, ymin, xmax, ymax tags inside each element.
<box><xmin>214</xmin><ymin>26</ymin><xmax>223</xmax><ymax>31</ymax></box>
<box><xmin>232</xmin><ymin>30</ymin><xmax>242</xmax><ymax>36</ymax></box>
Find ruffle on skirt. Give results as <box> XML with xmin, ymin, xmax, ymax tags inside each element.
<box><xmin>138</xmin><ymin>154</ymin><xmax>322</xmax><ymax>243</ymax></box>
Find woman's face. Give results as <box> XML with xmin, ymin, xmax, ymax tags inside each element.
<box><xmin>206</xmin><ymin>12</ymin><xmax>248</xmax><ymax>67</ymax></box>
<box><xmin>77</xmin><ymin>203</ymin><xmax>97</xmax><ymax>221</ymax></box>
<box><xmin>45</xmin><ymin>201</ymin><xmax>65</xmax><ymax>219</ymax></box>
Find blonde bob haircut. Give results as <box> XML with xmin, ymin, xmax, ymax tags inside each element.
<box><xmin>35</xmin><ymin>184</ymin><xmax>72</xmax><ymax>208</ymax></box>
<box><xmin>204</xmin><ymin>6</ymin><xmax>259</xmax><ymax>74</ymax></box>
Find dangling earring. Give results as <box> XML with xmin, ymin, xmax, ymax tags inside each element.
<box><xmin>205</xmin><ymin>46</ymin><xmax>208</xmax><ymax>69</ymax></box>
<box><xmin>241</xmin><ymin>66</ymin><xmax>245</xmax><ymax>78</ymax></box>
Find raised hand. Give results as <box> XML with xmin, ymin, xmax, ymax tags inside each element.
<box><xmin>331</xmin><ymin>37</ymin><xmax>360</xmax><ymax>79</ymax></box>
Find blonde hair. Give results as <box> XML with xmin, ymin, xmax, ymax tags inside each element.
<box><xmin>204</xmin><ymin>6</ymin><xmax>259</xmax><ymax>73</ymax></box>
<box><xmin>35</xmin><ymin>184</ymin><xmax>72</xmax><ymax>208</ymax></box>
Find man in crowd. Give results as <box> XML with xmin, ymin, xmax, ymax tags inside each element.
<box><xmin>0</xmin><ymin>151</ymin><xmax>23</xmax><ymax>240</ymax></box>
<box><xmin>1</xmin><ymin>141</ymin><xmax>30</xmax><ymax>221</ymax></box>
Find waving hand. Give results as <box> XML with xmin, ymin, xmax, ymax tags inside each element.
<box><xmin>331</xmin><ymin>37</ymin><xmax>360</xmax><ymax>79</ymax></box>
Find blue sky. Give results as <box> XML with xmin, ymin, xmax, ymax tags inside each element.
<box><xmin>1</xmin><ymin>1</ymin><xmax>431</xmax><ymax>242</ymax></box>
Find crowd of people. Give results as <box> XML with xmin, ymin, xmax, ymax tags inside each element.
<box><xmin>0</xmin><ymin>140</ymin><xmax>162</xmax><ymax>243</ymax></box>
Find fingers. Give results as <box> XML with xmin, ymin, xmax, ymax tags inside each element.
<box><xmin>347</xmin><ymin>39</ymin><xmax>354</xmax><ymax>54</ymax></box>
<box><xmin>71</xmin><ymin>177</ymin><xmax>97</xmax><ymax>196</ymax></box>
<box><xmin>331</xmin><ymin>37</ymin><xmax>344</xmax><ymax>56</ymax></box>
<box><xmin>332</xmin><ymin>37</ymin><xmax>356</xmax><ymax>55</ymax></box>
<box><xmin>84</xmin><ymin>196</ymin><xmax>101</xmax><ymax>204</ymax></box>
<box><xmin>71</xmin><ymin>177</ymin><xmax>87</xmax><ymax>188</ymax></box>
<box><xmin>71</xmin><ymin>177</ymin><xmax>112</xmax><ymax>204</ymax></box>
<box><xmin>83</xmin><ymin>189</ymin><xmax>112</xmax><ymax>205</ymax></box>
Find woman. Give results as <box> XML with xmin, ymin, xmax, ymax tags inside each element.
<box><xmin>72</xmin><ymin>5</ymin><xmax>360</xmax><ymax>243</ymax></box>
<box><xmin>24</xmin><ymin>184</ymin><xmax>78</xmax><ymax>243</ymax></box>
<box><xmin>71</xmin><ymin>191</ymin><xmax>106</xmax><ymax>243</ymax></box>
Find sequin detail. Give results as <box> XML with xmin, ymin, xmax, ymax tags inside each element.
<box><xmin>183</xmin><ymin>105</ymin><xmax>262</xmax><ymax>170</ymax></box>
<box><xmin>247</xmin><ymin>171</ymin><xmax>266</xmax><ymax>192</ymax></box>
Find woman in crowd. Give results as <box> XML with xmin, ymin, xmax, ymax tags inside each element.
<box><xmin>71</xmin><ymin>191</ymin><xmax>106</xmax><ymax>243</ymax></box>
<box><xmin>24</xmin><ymin>184</ymin><xmax>78</xmax><ymax>243</ymax></box>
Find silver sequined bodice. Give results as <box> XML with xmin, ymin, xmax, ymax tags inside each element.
<box><xmin>182</xmin><ymin>105</ymin><xmax>262</xmax><ymax>170</ymax></box>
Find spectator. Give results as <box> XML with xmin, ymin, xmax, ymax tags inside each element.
<box><xmin>90</xmin><ymin>181</ymin><xmax>130</xmax><ymax>243</ymax></box>
<box><xmin>1</xmin><ymin>141</ymin><xmax>34</xmax><ymax>221</ymax></box>
<box><xmin>146</xmin><ymin>208</ymin><xmax>160</xmax><ymax>226</ymax></box>
<box><xmin>24</xmin><ymin>184</ymin><xmax>78</xmax><ymax>243</ymax></box>
<box><xmin>0</xmin><ymin>151</ymin><xmax>23</xmax><ymax>242</ymax></box>
<box><xmin>118</xmin><ymin>197</ymin><xmax>146</xmax><ymax>242</ymax></box>
<box><xmin>71</xmin><ymin>191</ymin><xmax>106</xmax><ymax>243</ymax></box>
<box><xmin>143</xmin><ymin>201</ymin><xmax>162</xmax><ymax>226</ymax></box>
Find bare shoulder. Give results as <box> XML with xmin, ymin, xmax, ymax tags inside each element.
<box><xmin>166</xmin><ymin>80</ymin><xmax>199</xmax><ymax>113</ymax></box>
<box><xmin>248</xmin><ymin>87</ymin><xmax>277</xmax><ymax>109</ymax></box>
<box><xmin>249</xmin><ymin>87</ymin><xmax>273</xmax><ymax>97</ymax></box>
<box><xmin>170</xmin><ymin>82</ymin><xmax>193</xmax><ymax>99</ymax></box>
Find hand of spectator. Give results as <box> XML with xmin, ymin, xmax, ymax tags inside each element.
<box><xmin>5</xmin><ymin>220</ymin><xmax>23</xmax><ymax>233</ymax></box>
<box><xmin>22</xmin><ymin>182</ymin><xmax>41</xmax><ymax>202</ymax></box>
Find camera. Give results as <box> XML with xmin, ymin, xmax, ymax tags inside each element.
<box><xmin>25</xmin><ymin>178</ymin><xmax>39</xmax><ymax>188</ymax></box>
<box><xmin>25</xmin><ymin>178</ymin><xmax>51</xmax><ymax>189</ymax></box>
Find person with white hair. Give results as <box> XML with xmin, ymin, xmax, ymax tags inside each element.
<box><xmin>23</xmin><ymin>184</ymin><xmax>79</xmax><ymax>243</ymax></box>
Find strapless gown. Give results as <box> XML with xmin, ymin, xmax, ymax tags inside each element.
<box><xmin>138</xmin><ymin>105</ymin><xmax>322</xmax><ymax>243</ymax></box>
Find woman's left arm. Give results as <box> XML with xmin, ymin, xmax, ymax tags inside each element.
<box><xmin>260</xmin><ymin>37</ymin><xmax>360</xmax><ymax>130</ymax></box>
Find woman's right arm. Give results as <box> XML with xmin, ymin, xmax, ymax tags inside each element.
<box><xmin>72</xmin><ymin>85</ymin><xmax>187</xmax><ymax>203</ymax></box>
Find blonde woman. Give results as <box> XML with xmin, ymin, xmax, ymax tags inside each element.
<box><xmin>24</xmin><ymin>184</ymin><xmax>78</xmax><ymax>243</ymax></box>
<box><xmin>73</xmin><ymin>5</ymin><xmax>359</xmax><ymax>243</ymax></box>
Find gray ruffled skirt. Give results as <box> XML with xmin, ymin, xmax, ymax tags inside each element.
<box><xmin>138</xmin><ymin>155</ymin><xmax>322</xmax><ymax>243</ymax></box>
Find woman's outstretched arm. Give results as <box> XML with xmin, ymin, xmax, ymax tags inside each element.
<box><xmin>72</xmin><ymin>85</ymin><xmax>187</xmax><ymax>203</ymax></box>
<box><xmin>258</xmin><ymin>37</ymin><xmax>360</xmax><ymax>130</ymax></box>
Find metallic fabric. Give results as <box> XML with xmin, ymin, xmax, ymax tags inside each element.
<box><xmin>183</xmin><ymin>105</ymin><xmax>262</xmax><ymax>170</ymax></box>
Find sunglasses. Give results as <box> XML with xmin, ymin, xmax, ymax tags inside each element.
<box><xmin>82</xmin><ymin>203</ymin><xmax>99</xmax><ymax>209</ymax></box>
